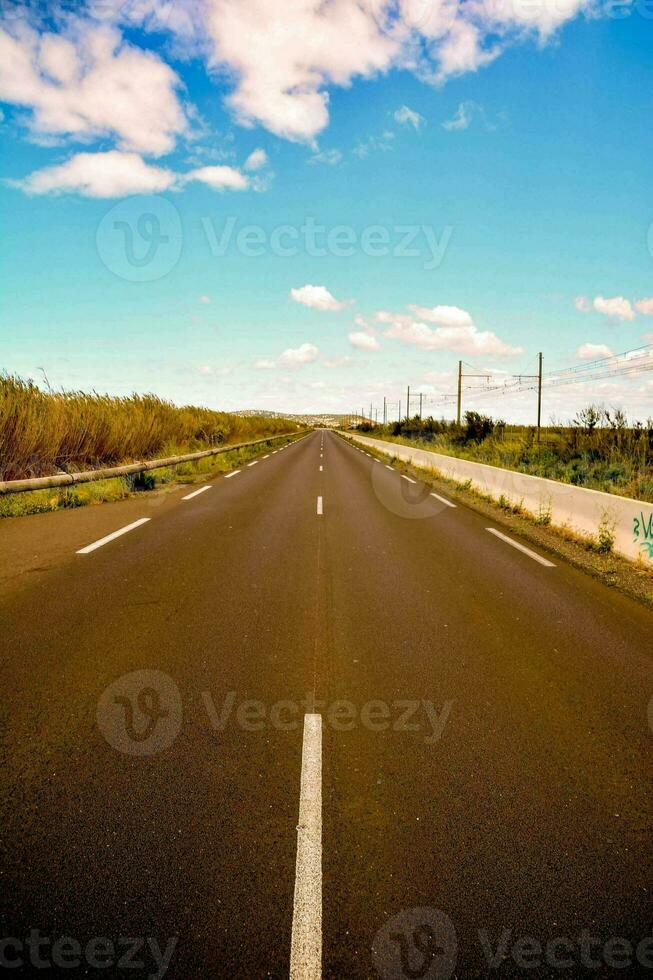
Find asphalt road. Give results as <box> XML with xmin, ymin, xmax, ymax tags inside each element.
<box><xmin>1</xmin><ymin>430</ymin><xmax>652</xmax><ymax>979</ymax></box>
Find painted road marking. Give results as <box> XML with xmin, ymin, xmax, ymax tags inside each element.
<box><xmin>77</xmin><ymin>518</ymin><xmax>151</xmax><ymax>555</ymax></box>
<box><xmin>430</xmin><ymin>492</ymin><xmax>456</xmax><ymax>509</ymax></box>
<box><xmin>290</xmin><ymin>714</ymin><xmax>322</xmax><ymax>980</ymax></box>
<box><xmin>272</xmin><ymin>450</ymin><xmax>278</xmax><ymax>454</ymax></box>
<box><xmin>247</xmin><ymin>460</ymin><xmax>259</xmax><ymax>467</ymax></box>
<box><xmin>319</xmin><ymin>465</ymin><xmax>323</xmax><ymax>472</ymax></box>
<box><xmin>385</xmin><ymin>465</ymin><xmax>394</xmax><ymax>471</ymax></box>
<box><xmin>317</xmin><ymin>496</ymin><xmax>323</xmax><ymax>515</ymax></box>
<box><xmin>401</xmin><ymin>475</ymin><xmax>417</xmax><ymax>484</ymax></box>
<box><xmin>225</xmin><ymin>470</ymin><xmax>240</xmax><ymax>479</ymax></box>
<box><xmin>263</xmin><ymin>454</ymin><xmax>270</xmax><ymax>459</ymax></box>
<box><xmin>486</xmin><ymin>528</ymin><xmax>556</xmax><ymax>567</ymax></box>
<box><xmin>182</xmin><ymin>485</ymin><xmax>211</xmax><ymax>501</ymax></box>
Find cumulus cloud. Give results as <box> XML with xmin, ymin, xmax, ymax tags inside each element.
<box><xmin>255</xmin><ymin>343</ymin><xmax>320</xmax><ymax>369</ymax></box>
<box><xmin>393</xmin><ymin>105</ymin><xmax>425</xmax><ymax>129</ymax></box>
<box><xmin>290</xmin><ymin>284</ymin><xmax>351</xmax><ymax>311</ymax></box>
<box><xmin>592</xmin><ymin>295</ymin><xmax>635</xmax><ymax>322</ymax></box>
<box><xmin>574</xmin><ymin>295</ymin><xmax>592</xmax><ymax>313</ymax></box>
<box><xmin>577</xmin><ymin>343</ymin><xmax>614</xmax><ymax>360</ymax></box>
<box><xmin>8</xmin><ymin>150</ymin><xmax>176</xmax><ymax>197</ymax></box>
<box><xmin>348</xmin><ymin>331</ymin><xmax>381</xmax><ymax>351</ymax></box>
<box><xmin>635</xmin><ymin>298</ymin><xmax>653</xmax><ymax>316</ymax></box>
<box><xmin>378</xmin><ymin>305</ymin><xmax>523</xmax><ymax>356</ymax></box>
<box><xmin>244</xmin><ymin>147</ymin><xmax>268</xmax><ymax>170</ymax></box>
<box><xmin>0</xmin><ymin>24</ymin><xmax>186</xmax><ymax>155</ymax></box>
<box><xmin>9</xmin><ymin>151</ymin><xmax>252</xmax><ymax>197</ymax></box>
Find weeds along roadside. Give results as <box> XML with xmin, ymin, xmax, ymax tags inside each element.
<box><xmin>0</xmin><ymin>434</ymin><xmax>303</xmax><ymax>519</ymax></box>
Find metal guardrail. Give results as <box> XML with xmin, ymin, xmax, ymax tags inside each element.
<box><xmin>0</xmin><ymin>432</ymin><xmax>300</xmax><ymax>495</ymax></box>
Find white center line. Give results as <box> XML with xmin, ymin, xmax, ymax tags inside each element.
<box><xmin>401</xmin><ymin>475</ymin><xmax>417</xmax><ymax>484</ymax></box>
<box><xmin>225</xmin><ymin>470</ymin><xmax>240</xmax><ymax>479</ymax></box>
<box><xmin>316</xmin><ymin>496</ymin><xmax>323</xmax><ymax>516</ymax></box>
<box><xmin>485</xmin><ymin>527</ymin><xmax>556</xmax><ymax>567</ymax></box>
<box><xmin>182</xmin><ymin>485</ymin><xmax>211</xmax><ymax>501</ymax></box>
<box><xmin>290</xmin><ymin>713</ymin><xmax>322</xmax><ymax>980</ymax></box>
<box><xmin>319</xmin><ymin>465</ymin><xmax>323</xmax><ymax>472</ymax></box>
<box><xmin>430</xmin><ymin>492</ymin><xmax>456</xmax><ymax>509</ymax></box>
<box><xmin>76</xmin><ymin>518</ymin><xmax>151</xmax><ymax>555</ymax></box>
<box><xmin>247</xmin><ymin>460</ymin><xmax>259</xmax><ymax>467</ymax></box>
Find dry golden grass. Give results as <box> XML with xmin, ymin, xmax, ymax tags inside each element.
<box><xmin>0</xmin><ymin>375</ymin><xmax>296</xmax><ymax>481</ymax></box>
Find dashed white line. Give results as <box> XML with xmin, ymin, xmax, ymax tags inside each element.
<box><xmin>181</xmin><ymin>485</ymin><xmax>211</xmax><ymax>501</ymax></box>
<box><xmin>272</xmin><ymin>450</ymin><xmax>278</xmax><ymax>455</ymax></box>
<box><xmin>401</xmin><ymin>475</ymin><xmax>417</xmax><ymax>484</ymax></box>
<box><xmin>225</xmin><ymin>470</ymin><xmax>240</xmax><ymax>479</ymax></box>
<box><xmin>485</xmin><ymin>528</ymin><xmax>556</xmax><ymax>567</ymax></box>
<box><xmin>430</xmin><ymin>492</ymin><xmax>456</xmax><ymax>509</ymax></box>
<box><xmin>263</xmin><ymin>454</ymin><xmax>270</xmax><ymax>459</ymax></box>
<box><xmin>385</xmin><ymin>465</ymin><xmax>394</xmax><ymax>471</ymax></box>
<box><xmin>319</xmin><ymin>465</ymin><xmax>323</xmax><ymax>472</ymax></box>
<box><xmin>290</xmin><ymin>713</ymin><xmax>322</xmax><ymax>980</ymax></box>
<box><xmin>76</xmin><ymin>518</ymin><xmax>151</xmax><ymax>555</ymax></box>
<box><xmin>247</xmin><ymin>460</ymin><xmax>259</xmax><ymax>467</ymax></box>
<box><xmin>316</xmin><ymin>496</ymin><xmax>323</xmax><ymax>516</ymax></box>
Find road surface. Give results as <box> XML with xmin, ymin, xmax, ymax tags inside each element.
<box><xmin>2</xmin><ymin>430</ymin><xmax>652</xmax><ymax>978</ymax></box>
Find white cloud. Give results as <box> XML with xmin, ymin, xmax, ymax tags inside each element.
<box><xmin>9</xmin><ymin>149</ymin><xmax>176</xmax><ymax>197</ymax></box>
<box><xmin>348</xmin><ymin>331</ymin><xmax>381</xmax><ymax>351</ymax></box>
<box><xmin>254</xmin><ymin>342</ymin><xmax>320</xmax><ymax>369</ymax></box>
<box><xmin>442</xmin><ymin>101</ymin><xmax>475</xmax><ymax>131</ymax></box>
<box><xmin>290</xmin><ymin>284</ymin><xmax>351</xmax><ymax>312</ymax></box>
<box><xmin>574</xmin><ymin>295</ymin><xmax>592</xmax><ymax>313</ymax></box>
<box><xmin>182</xmin><ymin>164</ymin><xmax>249</xmax><ymax>191</ymax></box>
<box><xmin>393</xmin><ymin>105</ymin><xmax>425</xmax><ymax>130</ymax></box>
<box><xmin>378</xmin><ymin>306</ymin><xmax>523</xmax><ymax>356</ymax></box>
<box><xmin>592</xmin><ymin>295</ymin><xmax>635</xmax><ymax>322</ymax></box>
<box><xmin>8</xmin><ymin>151</ymin><xmax>253</xmax><ymax>197</ymax></box>
<box><xmin>199</xmin><ymin>295</ymin><xmax>211</xmax><ymax>304</ymax></box>
<box><xmin>635</xmin><ymin>298</ymin><xmax>653</xmax><ymax>317</ymax></box>
<box><xmin>244</xmin><ymin>147</ymin><xmax>268</xmax><ymax>170</ymax></box>
<box><xmin>0</xmin><ymin>24</ymin><xmax>186</xmax><ymax>155</ymax></box>
<box><xmin>577</xmin><ymin>343</ymin><xmax>614</xmax><ymax>360</ymax></box>
<box><xmin>407</xmin><ymin>304</ymin><xmax>473</xmax><ymax>328</ymax></box>
<box><xmin>309</xmin><ymin>148</ymin><xmax>343</xmax><ymax>165</ymax></box>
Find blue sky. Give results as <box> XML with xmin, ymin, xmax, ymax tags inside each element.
<box><xmin>1</xmin><ymin>1</ymin><xmax>652</xmax><ymax>421</ymax></box>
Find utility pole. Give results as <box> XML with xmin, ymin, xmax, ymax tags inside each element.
<box><xmin>383</xmin><ymin>396</ymin><xmax>387</xmax><ymax>425</ymax></box>
<box><xmin>398</xmin><ymin>399</ymin><xmax>402</xmax><ymax>421</ymax></box>
<box><xmin>537</xmin><ymin>351</ymin><xmax>543</xmax><ymax>442</ymax></box>
<box><xmin>419</xmin><ymin>392</ymin><xmax>423</xmax><ymax>419</ymax></box>
<box><xmin>369</xmin><ymin>402</ymin><xmax>373</xmax><ymax>421</ymax></box>
<box><xmin>456</xmin><ymin>361</ymin><xmax>462</xmax><ymax>425</ymax></box>
<box><xmin>406</xmin><ymin>385</ymin><xmax>410</xmax><ymax>420</ymax></box>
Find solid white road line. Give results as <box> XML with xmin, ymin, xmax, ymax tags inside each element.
<box><xmin>290</xmin><ymin>713</ymin><xmax>322</xmax><ymax>980</ymax></box>
<box><xmin>77</xmin><ymin>518</ymin><xmax>151</xmax><ymax>555</ymax></box>
<box><xmin>181</xmin><ymin>485</ymin><xmax>211</xmax><ymax>501</ymax></box>
<box><xmin>316</xmin><ymin>496</ymin><xmax>323</xmax><ymax>515</ymax></box>
<box><xmin>430</xmin><ymin>492</ymin><xmax>456</xmax><ymax>509</ymax></box>
<box><xmin>225</xmin><ymin>470</ymin><xmax>240</xmax><ymax>479</ymax></box>
<box><xmin>247</xmin><ymin>460</ymin><xmax>259</xmax><ymax>467</ymax></box>
<box><xmin>401</xmin><ymin>475</ymin><xmax>417</xmax><ymax>484</ymax></box>
<box><xmin>486</xmin><ymin>528</ymin><xmax>556</xmax><ymax>567</ymax></box>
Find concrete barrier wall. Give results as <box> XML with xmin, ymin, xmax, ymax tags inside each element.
<box><xmin>344</xmin><ymin>433</ymin><xmax>653</xmax><ymax>565</ymax></box>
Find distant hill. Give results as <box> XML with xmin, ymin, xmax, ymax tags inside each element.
<box><xmin>235</xmin><ymin>410</ymin><xmax>363</xmax><ymax>427</ymax></box>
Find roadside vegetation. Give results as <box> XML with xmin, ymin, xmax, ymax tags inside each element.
<box><xmin>0</xmin><ymin>374</ymin><xmax>299</xmax><ymax>517</ymax></box>
<box><xmin>354</xmin><ymin>406</ymin><xmax>653</xmax><ymax>502</ymax></box>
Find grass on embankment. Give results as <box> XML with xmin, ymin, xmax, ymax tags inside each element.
<box><xmin>340</xmin><ymin>432</ymin><xmax>653</xmax><ymax>610</ymax></box>
<box><xmin>0</xmin><ymin>373</ymin><xmax>301</xmax><ymax>518</ymax></box>
<box><xmin>357</xmin><ymin>410</ymin><xmax>653</xmax><ymax>502</ymax></box>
